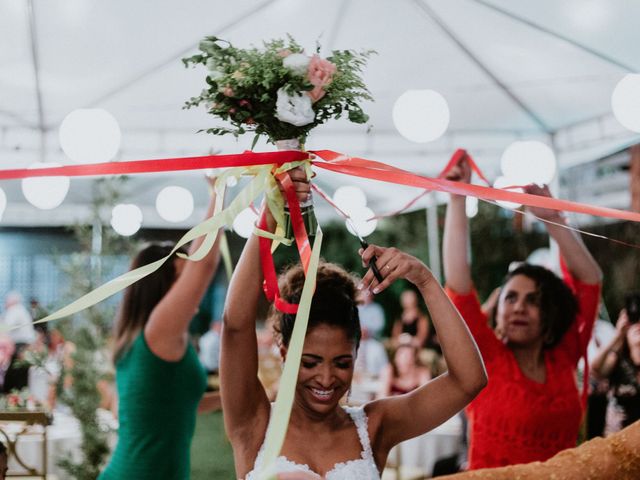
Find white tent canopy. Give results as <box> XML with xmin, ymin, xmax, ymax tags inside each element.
<box><xmin>1</xmin><ymin>0</ymin><xmax>639</xmax><ymax>228</ymax></box>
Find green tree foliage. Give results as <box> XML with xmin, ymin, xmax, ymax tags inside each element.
<box><xmin>56</xmin><ymin>177</ymin><xmax>135</xmax><ymax>480</ymax></box>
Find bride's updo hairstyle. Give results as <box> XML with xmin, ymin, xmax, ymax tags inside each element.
<box><xmin>271</xmin><ymin>261</ymin><xmax>362</xmax><ymax>351</ymax></box>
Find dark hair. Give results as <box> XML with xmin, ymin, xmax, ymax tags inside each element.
<box><xmin>271</xmin><ymin>261</ymin><xmax>361</xmax><ymax>351</ymax></box>
<box><xmin>502</xmin><ymin>263</ymin><xmax>579</xmax><ymax>349</ymax></box>
<box><xmin>113</xmin><ymin>242</ymin><xmax>187</xmax><ymax>362</ymax></box>
<box><xmin>0</xmin><ymin>440</ymin><xmax>5</xmax><ymax>456</ymax></box>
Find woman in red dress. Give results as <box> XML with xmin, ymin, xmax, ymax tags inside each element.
<box><xmin>442</xmin><ymin>157</ymin><xmax>602</xmax><ymax>469</ymax></box>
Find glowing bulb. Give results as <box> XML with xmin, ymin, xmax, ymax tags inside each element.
<box><xmin>21</xmin><ymin>163</ymin><xmax>70</xmax><ymax>210</ymax></box>
<box><xmin>333</xmin><ymin>186</ymin><xmax>367</xmax><ymax>214</ymax></box>
<box><xmin>59</xmin><ymin>108</ymin><xmax>121</xmax><ymax>163</ymax></box>
<box><xmin>612</xmin><ymin>74</ymin><xmax>640</xmax><ymax>133</ymax></box>
<box><xmin>111</xmin><ymin>204</ymin><xmax>142</xmax><ymax>236</ymax></box>
<box><xmin>233</xmin><ymin>208</ymin><xmax>258</xmax><ymax>238</ymax></box>
<box><xmin>500</xmin><ymin>141</ymin><xmax>556</xmax><ymax>185</ymax></box>
<box><xmin>393</xmin><ymin>90</ymin><xmax>450</xmax><ymax>143</ymax></box>
<box><xmin>346</xmin><ymin>206</ymin><xmax>377</xmax><ymax>237</ymax></box>
<box><xmin>156</xmin><ymin>186</ymin><xmax>194</xmax><ymax>223</ymax></box>
<box><xmin>493</xmin><ymin>176</ymin><xmax>523</xmax><ymax>210</ymax></box>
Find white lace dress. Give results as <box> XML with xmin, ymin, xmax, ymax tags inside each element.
<box><xmin>245</xmin><ymin>405</ymin><xmax>381</xmax><ymax>479</ymax></box>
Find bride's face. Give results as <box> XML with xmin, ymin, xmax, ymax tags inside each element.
<box><xmin>291</xmin><ymin>324</ymin><xmax>356</xmax><ymax>415</ymax></box>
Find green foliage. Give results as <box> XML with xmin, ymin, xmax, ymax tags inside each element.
<box><xmin>183</xmin><ymin>36</ymin><xmax>374</xmax><ymax>144</ymax></box>
<box><xmin>56</xmin><ymin>177</ymin><xmax>137</xmax><ymax>480</ymax></box>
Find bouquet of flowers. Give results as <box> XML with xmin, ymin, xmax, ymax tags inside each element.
<box><xmin>183</xmin><ymin>36</ymin><xmax>373</xmax><ymax>147</ymax></box>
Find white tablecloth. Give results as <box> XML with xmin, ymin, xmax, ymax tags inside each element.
<box><xmin>390</xmin><ymin>414</ymin><xmax>464</xmax><ymax>477</ymax></box>
<box><xmin>4</xmin><ymin>409</ymin><xmax>116</xmax><ymax>478</ymax></box>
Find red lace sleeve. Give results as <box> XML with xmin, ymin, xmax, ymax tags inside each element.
<box><xmin>444</xmin><ymin>285</ymin><xmax>502</xmax><ymax>358</ymax></box>
<box><xmin>557</xmin><ymin>276</ymin><xmax>601</xmax><ymax>364</ymax></box>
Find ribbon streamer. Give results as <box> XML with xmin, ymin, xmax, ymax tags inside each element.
<box><xmin>258</xmin><ymin>227</ymin><xmax>323</xmax><ymax>480</ymax></box>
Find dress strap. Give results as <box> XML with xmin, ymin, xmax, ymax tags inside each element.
<box><xmin>344</xmin><ymin>405</ymin><xmax>375</xmax><ymax>461</ymax></box>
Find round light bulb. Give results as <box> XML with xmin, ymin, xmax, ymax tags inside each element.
<box><xmin>155</xmin><ymin>186</ymin><xmax>194</xmax><ymax>223</ymax></box>
<box><xmin>392</xmin><ymin>89</ymin><xmax>450</xmax><ymax>143</ymax></box>
<box><xmin>21</xmin><ymin>163</ymin><xmax>70</xmax><ymax>210</ymax></box>
<box><xmin>59</xmin><ymin>108</ymin><xmax>121</xmax><ymax>163</ymax></box>
<box><xmin>500</xmin><ymin>141</ymin><xmax>557</xmax><ymax>185</ymax></box>
<box><xmin>493</xmin><ymin>176</ymin><xmax>523</xmax><ymax>210</ymax></box>
<box><xmin>111</xmin><ymin>204</ymin><xmax>142</xmax><ymax>236</ymax></box>
<box><xmin>232</xmin><ymin>208</ymin><xmax>258</xmax><ymax>239</ymax></box>
<box><xmin>333</xmin><ymin>186</ymin><xmax>367</xmax><ymax>214</ymax></box>
<box><xmin>612</xmin><ymin>74</ymin><xmax>640</xmax><ymax>133</ymax></box>
<box><xmin>346</xmin><ymin>207</ymin><xmax>377</xmax><ymax>237</ymax></box>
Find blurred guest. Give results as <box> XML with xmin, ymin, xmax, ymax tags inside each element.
<box><xmin>2</xmin><ymin>291</ymin><xmax>36</xmax><ymax>347</ymax></box>
<box><xmin>378</xmin><ymin>334</ymin><xmax>431</xmax><ymax>398</ymax></box>
<box><xmin>391</xmin><ymin>289</ymin><xmax>430</xmax><ymax>349</ymax></box>
<box><xmin>585</xmin><ymin>316</ymin><xmax>617</xmax><ymax>438</ymax></box>
<box><xmin>357</xmin><ymin>288</ymin><xmax>386</xmax><ymax>339</ymax></box>
<box><xmin>443</xmin><ymin>156</ymin><xmax>602</xmax><ymax>469</ymax></box>
<box><xmin>0</xmin><ymin>333</ymin><xmax>29</xmax><ymax>394</ymax></box>
<box><xmin>99</xmin><ymin>178</ymin><xmax>221</xmax><ymax>480</ymax></box>
<box><xmin>354</xmin><ymin>326</ymin><xmax>388</xmax><ymax>379</ymax></box>
<box><xmin>198</xmin><ymin>319</ymin><xmax>222</xmax><ymax>374</ymax></box>
<box><xmin>590</xmin><ymin>308</ymin><xmax>640</xmax><ymax>431</ymax></box>
<box><xmin>29</xmin><ymin>297</ymin><xmax>48</xmax><ymax>333</ymax></box>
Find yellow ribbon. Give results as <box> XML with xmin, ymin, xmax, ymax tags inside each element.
<box><xmin>29</xmin><ymin>168</ymin><xmax>270</xmax><ymax>327</ymax></box>
<box><xmin>258</xmin><ymin>226</ymin><xmax>323</xmax><ymax>480</ymax></box>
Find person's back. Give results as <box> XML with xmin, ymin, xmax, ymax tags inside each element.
<box><xmin>99</xmin><ymin>333</ymin><xmax>206</xmax><ymax>480</ymax></box>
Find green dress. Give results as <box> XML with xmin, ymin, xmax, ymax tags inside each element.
<box><xmin>99</xmin><ymin>332</ymin><xmax>207</xmax><ymax>480</ymax></box>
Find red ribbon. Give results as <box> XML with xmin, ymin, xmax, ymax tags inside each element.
<box><xmin>258</xmin><ymin>169</ymin><xmax>314</xmax><ymax>314</ymax></box>
<box><xmin>309</xmin><ymin>150</ymin><xmax>640</xmax><ymax>223</ymax></box>
<box><xmin>0</xmin><ymin>150</ymin><xmax>308</xmax><ymax>180</ymax></box>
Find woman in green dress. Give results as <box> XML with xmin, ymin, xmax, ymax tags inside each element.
<box><xmin>100</xmin><ymin>178</ymin><xmax>221</xmax><ymax>480</ymax></box>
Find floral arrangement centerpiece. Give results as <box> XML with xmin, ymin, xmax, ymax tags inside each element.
<box><xmin>0</xmin><ymin>387</ymin><xmax>47</xmax><ymax>412</ymax></box>
<box><xmin>184</xmin><ymin>36</ymin><xmax>373</xmax><ymax>239</ymax></box>
<box><xmin>183</xmin><ymin>35</ymin><xmax>373</xmax><ymax>148</ymax></box>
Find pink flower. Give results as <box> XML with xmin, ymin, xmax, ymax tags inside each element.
<box><xmin>277</xmin><ymin>49</ymin><xmax>292</xmax><ymax>58</ymax></box>
<box><xmin>221</xmin><ymin>86</ymin><xmax>234</xmax><ymax>97</ymax></box>
<box><xmin>307</xmin><ymin>55</ymin><xmax>336</xmax><ymax>88</ymax></box>
<box><xmin>307</xmin><ymin>86</ymin><xmax>326</xmax><ymax>103</ymax></box>
<box><xmin>245</xmin><ymin>118</ymin><xmax>255</xmax><ymax>125</ymax></box>
<box><xmin>239</xmin><ymin>99</ymin><xmax>251</xmax><ymax>108</ymax></box>
<box><xmin>228</xmin><ymin>108</ymin><xmax>236</xmax><ymax>114</ymax></box>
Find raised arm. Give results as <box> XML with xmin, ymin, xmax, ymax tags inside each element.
<box><xmin>590</xmin><ymin>310</ymin><xmax>629</xmax><ymax>379</ymax></box>
<box><xmin>524</xmin><ymin>184</ymin><xmax>602</xmax><ymax>285</ymax></box>
<box><xmin>145</xmin><ymin>177</ymin><xmax>222</xmax><ymax>361</ymax></box>
<box><xmin>443</xmin><ymin>158</ymin><xmax>473</xmax><ymax>293</ymax></box>
<box><xmin>220</xmin><ymin>168</ymin><xmax>310</xmax><ymax>469</ymax></box>
<box><xmin>360</xmin><ymin>246</ymin><xmax>487</xmax><ymax>451</ymax></box>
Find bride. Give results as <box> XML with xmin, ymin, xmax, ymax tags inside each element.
<box><xmin>220</xmin><ymin>168</ymin><xmax>487</xmax><ymax>479</ymax></box>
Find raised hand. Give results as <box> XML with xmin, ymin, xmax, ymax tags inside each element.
<box><xmin>445</xmin><ymin>155</ymin><xmax>472</xmax><ymax>184</ymax></box>
<box><xmin>359</xmin><ymin>244</ymin><xmax>433</xmax><ymax>294</ymax></box>
<box><xmin>523</xmin><ymin>183</ymin><xmax>564</xmax><ymax>222</ymax></box>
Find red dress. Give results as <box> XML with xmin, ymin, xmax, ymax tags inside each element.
<box><xmin>445</xmin><ymin>277</ymin><xmax>600</xmax><ymax>469</ymax></box>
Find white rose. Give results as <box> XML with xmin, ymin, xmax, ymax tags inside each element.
<box><xmin>282</xmin><ymin>53</ymin><xmax>310</xmax><ymax>75</ymax></box>
<box><xmin>206</xmin><ymin>58</ymin><xmax>224</xmax><ymax>80</ymax></box>
<box><xmin>275</xmin><ymin>88</ymin><xmax>315</xmax><ymax>127</ymax></box>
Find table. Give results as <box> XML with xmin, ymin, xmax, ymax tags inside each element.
<box><xmin>2</xmin><ymin>409</ymin><xmax>117</xmax><ymax>479</ymax></box>
<box><xmin>389</xmin><ymin>414</ymin><xmax>463</xmax><ymax>478</ymax></box>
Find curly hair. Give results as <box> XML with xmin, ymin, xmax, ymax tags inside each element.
<box><xmin>271</xmin><ymin>261</ymin><xmax>361</xmax><ymax>351</ymax></box>
<box><xmin>503</xmin><ymin>263</ymin><xmax>579</xmax><ymax>349</ymax></box>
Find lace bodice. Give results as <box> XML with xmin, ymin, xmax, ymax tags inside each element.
<box><xmin>245</xmin><ymin>405</ymin><xmax>380</xmax><ymax>479</ymax></box>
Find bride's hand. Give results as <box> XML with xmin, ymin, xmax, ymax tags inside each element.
<box><xmin>359</xmin><ymin>244</ymin><xmax>433</xmax><ymax>294</ymax></box>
